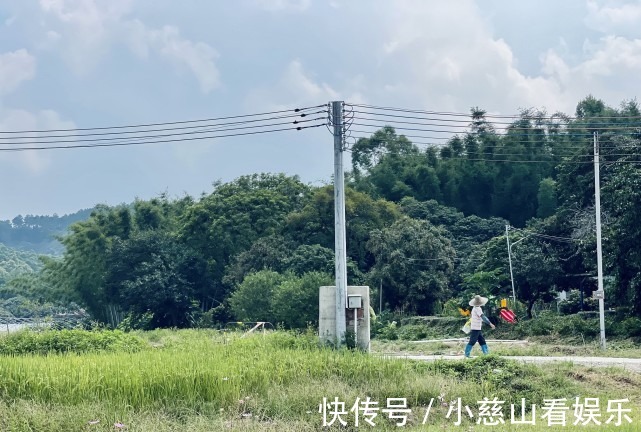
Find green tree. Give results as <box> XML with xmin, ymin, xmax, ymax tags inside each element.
<box><xmin>223</xmin><ymin>235</ymin><xmax>294</xmax><ymax>287</ymax></box>
<box><xmin>181</xmin><ymin>174</ymin><xmax>311</xmax><ymax>307</ymax></box>
<box><xmin>272</xmin><ymin>271</ymin><xmax>333</xmax><ymax>328</ymax></box>
<box><xmin>477</xmin><ymin>235</ymin><xmax>561</xmax><ymax>318</ymax></box>
<box><xmin>50</xmin><ymin>205</ymin><xmax>133</xmax><ymax>322</ymax></box>
<box><xmin>105</xmin><ymin>230</ymin><xmax>208</xmax><ymax>328</ymax></box>
<box><xmin>229</xmin><ymin>270</ymin><xmax>289</xmax><ymax>323</ymax></box>
<box><xmin>537</xmin><ymin>178</ymin><xmax>558</xmax><ymax>218</ymax></box>
<box><xmin>603</xmin><ymin>164</ymin><xmax>641</xmax><ymax>314</ymax></box>
<box><xmin>367</xmin><ymin>218</ymin><xmax>455</xmax><ymax>314</ymax></box>
<box><xmin>285</xmin><ymin>186</ymin><xmax>400</xmax><ymax>272</ymax></box>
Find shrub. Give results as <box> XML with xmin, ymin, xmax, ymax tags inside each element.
<box><xmin>558</xmin><ymin>289</ymin><xmax>598</xmax><ymax>315</ymax></box>
<box><xmin>397</xmin><ymin>324</ymin><xmax>428</xmax><ymax>341</ymax></box>
<box><xmin>556</xmin><ymin>315</ymin><xmax>599</xmax><ymax>338</ymax></box>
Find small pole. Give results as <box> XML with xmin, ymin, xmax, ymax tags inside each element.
<box><xmin>594</xmin><ymin>131</ymin><xmax>606</xmax><ymax>350</ymax></box>
<box><xmin>379</xmin><ymin>279</ymin><xmax>382</xmax><ymax>315</ymax></box>
<box><xmin>354</xmin><ymin>308</ymin><xmax>358</xmax><ymax>347</ymax></box>
<box><xmin>506</xmin><ymin>225</ymin><xmax>517</xmax><ymax>308</ymax></box>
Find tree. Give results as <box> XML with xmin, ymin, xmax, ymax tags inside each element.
<box><xmin>537</xmin><ymin>178</ymin><xmax>558</xmax><ymax>218</ymax></box>
<box><xmin>476</xmin><ymin>235</ymin><xmax>561</xmax><ymax>318</ymax></box>
<box><xmin>105</xmin><ymin>230</ymin><xmax>208</xmax><ymax>328</ymax></box>
<box><xmin>603</xmin><ymin>163</ymin><xmax>641</xmax><ymax>314</ymax></box>
<box><xmin>223</xmin><ymin>235</ymin><xmax>294</xmax><ymax>287</ymax></box>
<box><xmin>272</xmin><ymin>271</ymin><xmax>333</xmax><ymax>328</ymax></box>
<box><xmin>229</xmin><ymin>270</ymin><xmax>288</xmax><ymax>323</ymax></box>
<box><xmin>181</xmin><ymin>174</ymin><xmax>311</xmax><ymax>306</ymax></box>
<box><xmin>367</xmin><ymin>218</ymin><xmax>455</xmax><ymax>314</ymax></box>
<box><xmin>285</xmin><ymin>186</ymin><xmax>400</xmax><ymax>272</ymax></box>
<box><xmin>50</xmin><ymin>205</ymin><xmax>133</xmax><ymax>322</ymax></box>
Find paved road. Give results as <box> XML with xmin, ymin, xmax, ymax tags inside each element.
<box><xmin>388</xmin><ymin>354</ymin><xmax>641</xmax><ymax>373</ymax></box>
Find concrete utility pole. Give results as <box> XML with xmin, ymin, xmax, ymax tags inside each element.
<box><xmin>506</xmin><ymin>225</ymin><xmax>517</xmax><ymax>309</ymax></box>
<box><xmin>594</xmin><ymin>131</ymin><xmax>606</xmax><ymax>350</ymax></box>
<box><xmin>332</xmin><ymin>101</ymin><xmax>347</xmax><ymax>345</ymax></box>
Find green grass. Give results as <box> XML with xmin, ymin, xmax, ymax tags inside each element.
<box><xmin>0</xmin><ymin>328</ymin><xmax>147</xmax><ymax>355</ymax></box>
<box><xmin>0</xmin><ymin>328</ymin><xmax>640</xmax><ymax>431</ymax></box>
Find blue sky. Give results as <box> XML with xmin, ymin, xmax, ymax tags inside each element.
<box><xmin>1</xmin><ymin>0</ymin><xmax>640</xmax><ymax>220</ymax></box>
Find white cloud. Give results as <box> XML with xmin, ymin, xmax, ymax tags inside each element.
<box><xmin>126</xmin><ymin>21</ymin><xmax>221</xmax><ymax>93</ymax></box>
<box><xmin>0</xmin><ymin>108</ymin><xmax>76</xmax><ymax>175</ymax></box>
<box><xmin>368</xmin><ymin>1</ymin><xmax>570</xmax><ymax>113</ymax></box>
<box><xmin>579</xmin><ymin>36</ymin><xmax>641</xmax><ymax>76</ymax></box>
<box><xmin>38</xmin><ymin>0</ymin><xmax>132</xmax><ymax>73</ymax></box>
<box><xmin>343</xmin><ymin>0</ymin><xmax>639</xmax><ymax>116</ymax></box>
<box><xmin>39</xmin><ymin>0</ymin><xmax>132</xmax><ymax>28</ymax></box>
<box><xmin>585</xmin><ymin>0</ymin><xmax>641</xmax><ymax>35</ymax></box>
<box><xmin>0</xmin><ymin>49</ymin><xmax>37</xmax><ymax>95</ymax></box>
<box><xmin>38</xmin><ymin>0</ymin><xmax>221</xmax><ymax>92</ymax></box>
<box><xmin>245</xmin><ymin>59</ymin><xmax>340</xmax><ymax>111</ymax></box>
<box><xmin>253</xmin><ymin>0</ymin><xmax>311</xmax><ymax>12</ymax></box>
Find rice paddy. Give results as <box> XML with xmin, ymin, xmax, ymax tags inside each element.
<box><xmin>0</xmin><ymin>328</ymin><xmax>639</xmax><ymax>431</ymax></box>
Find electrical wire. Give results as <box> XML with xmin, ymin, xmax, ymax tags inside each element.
<box><xmin>0</xmin><ymin>123</ymin><xmax>325</xmax><ymax>152</ymax></box>
<box><xmin>0</xmin><ymin>110</ymin><xmax>326</xmax><ymax>141</ymax></box>
<box><xmin>348</xmin><ymin>103</ymin><xmax>641</xmax><ymax>121</ymax></box>
<box><xmin>0</xmin><ymin>105</ymin><xmax>327</xmax><ymax>135</ymax></box>
<box><xmin>350</xmin><ymin>109</ymin><xmax>641</xmax><ymax>130</ymax></box>
<box><xmin>0</xmin><ymin>117</ymin><xmax>325</xmax><ymax>147</ymax></box>
<box><xmin>0</xmin><ymin>105</ymin><xmax>329</xmax><ymax>151</ymax></box>
<box><xmin>350</xmin><ymin>122</ymin><xmax>641</xmax><ymax>138</ymax></box>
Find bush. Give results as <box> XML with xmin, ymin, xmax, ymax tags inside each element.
<box><xmin>397</xmin><ymin>324</ymin><xmax>428</xmax><ymax>341</ymax></box>
<box><xmin>556</xmin><ymin>315</ymin><xmax>599</xmax><ymax>338</ymax></box>
<box><xmin>0</xmin><ymin>329</ymin><xmax>147</xmax><ymax>355</ymax></box>
<box><xmin>611</xmin><ymin>317</ymin><xmax>641</xmax><ymax>338</ymax></box>
<box><xmin>375</xmin><ymin>321</ymin><xmax>399</xmax><ymax>340</ymax></box>
<box><xmin>558</xmin><ymin>289</ymin><xmax>598</xmax><ymax>315</ymax></box>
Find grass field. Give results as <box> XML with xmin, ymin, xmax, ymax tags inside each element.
<box><xmin>0</xmin><ymin>328</ymin><xmax>640</xmax><ymax>431</ymax></box>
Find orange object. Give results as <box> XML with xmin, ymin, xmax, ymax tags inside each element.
<box><xmin>458</xmin><ymin>307</ymin><xmax>470</xmax><ymax>317</ymax></box>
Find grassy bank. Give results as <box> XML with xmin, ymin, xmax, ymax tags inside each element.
<box><xmin>0</xmin><ymin>329</ymin><xmax>640</xmax><ymax>430</ymax></box>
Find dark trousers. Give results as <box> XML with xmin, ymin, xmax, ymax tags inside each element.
<box><xmin>468</xmin><ymin>330</ymin><xmax>486</xmax><ymax>346</ymax></box>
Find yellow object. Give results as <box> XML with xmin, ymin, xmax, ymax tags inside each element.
<box><xmin>458</xmin><ymin>307</ymin><xmax>470</xmax><ymax>317</ymax></box>
<box><xmin>500</xmin><ymin>298</ymin><xmax>507</xmax><ymax>308</ymax></box>
<box><xmin>462</xmin><ymin>318</ymin><xmax>472</xmax><ymax>334</ymax></box>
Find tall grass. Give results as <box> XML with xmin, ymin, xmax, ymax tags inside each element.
<box><xmin>0</xmin><ymin>329</ymin><xmax>639</xmax><ymax>430</ymax></box>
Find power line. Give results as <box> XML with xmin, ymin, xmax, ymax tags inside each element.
<box><xmin>0</xmin><ymin>105</ymin><xmax>327</xmax><ymax>135</ymax></box>
<box><xmin>0</xmin><ymin>117</ymin><xmax>325</xmax><ymax>147</ymax></box>
<box><xmin>0</xmin><ymin>104</ymin><xmax>329</xmax><ymax>151</ymax></box>
<box><xmin>351</xmin><ymin>110</ymin><xmax>641</xmax><ymax>130</ymax></box>
<box><xmin>0</xmin><ymin>110</ymin><xmax>326</xmax><ymax>141</ymax></box>
<box><xmin>350</xmin><ymin>122</ymin><xmax>641</xmax><ymax>138</ymax></box>
<box><xmin>0</xmin><ymin>123</ymin><xmax>325</xmax><ymax>152</ymax></box>
<box><xmin>348</xmin><ymin>103</ymin><xmax>641</xmax><ymax>121</ymax></box>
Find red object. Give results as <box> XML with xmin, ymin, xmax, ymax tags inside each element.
<box><xmin>499</xmin><ymin>308</ymin><xmax>517</xmax><ymax>324</ymax></box>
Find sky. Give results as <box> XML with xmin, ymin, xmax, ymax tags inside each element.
<box><xmin>0</xmin><ymin>0</ymin><xmax>640</xmax><ymax>220</ymax></box>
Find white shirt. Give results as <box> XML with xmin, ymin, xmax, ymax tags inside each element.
<box><xmin>471</xmin><ymin>306</ymin><xmax>484</xmax><ymax>330</ymax></box>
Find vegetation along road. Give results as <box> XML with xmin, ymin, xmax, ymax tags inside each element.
<box><xmin>389</xmin><ymin>353</ymin><xmax>641</xmax><ymax>373</ymax></box>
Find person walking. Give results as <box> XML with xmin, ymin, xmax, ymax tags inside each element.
<box><xmin>464</xmin><ymin>295</ymin><xmax>495</xmax><ymax>358</ymax></box>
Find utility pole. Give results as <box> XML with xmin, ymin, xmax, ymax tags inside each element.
<box><xmin>594</xmin><ymin>131</ymin><xmax>606</xmax><ymax>350</ymax></box>
<box><xmin>332</xmin><ymin>101</ymin><xmax>347</xmax><ymax>345</ymax></box>
<box><xmin>506</xmin><ymin>225</ymin><xmax>517</xmax><ymax>309</ymax></box>
<box><xmin>379</xmin><ymin>279</ymin><xmax>382</xmax><ymax>315</ymax></box>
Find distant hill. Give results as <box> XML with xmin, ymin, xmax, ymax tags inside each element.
<box><xmin>0</xmin><ymin>242</ymin><xmax>43</xmax><ymax>286</ymax></box>
<box><xmin>0</xmin><ymin>209</ymin><xmax>94</xmax><ymax>255</ymax></box>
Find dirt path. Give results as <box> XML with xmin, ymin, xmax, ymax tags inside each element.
<box><xmin>387</xmin><ymin>354</ymin><xmax>641</xmax><ymax>373</ymax></box>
